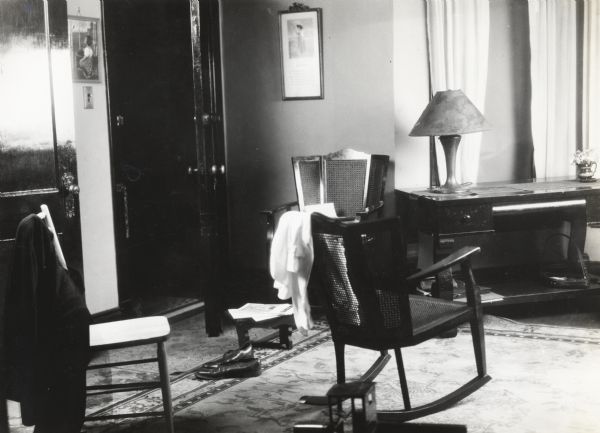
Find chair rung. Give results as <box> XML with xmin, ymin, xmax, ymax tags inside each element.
<box><xmin>87</xmin><ymin>381</ymin><xmax>161</xmax><ymax>395</ymax></box>
<box><xmin>87</xmin><ymin>357</ymin><xmax>158</xmax><ymax>370</ymax></box>
<box><xmin>85</xmin><ymin>411</ymin><xmax>165</xmax><ymax>421</ymax></box>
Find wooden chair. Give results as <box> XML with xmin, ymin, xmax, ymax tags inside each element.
<box><xmin>262</xmin><ymin>148</ymin><xmax>389</xmax><ymax>259</ymax></box>
<box><xmin>37</xmin><ymin>206</ymin><xmax>175</xmax><ymax>432</ymax></box>
<box><xmin>308</xmin><ymin>213</ymin><xmax>490</xmax><ymax>422</ymax></box>
<box><xmin>292</xmin><ymin>148</ymin><xmax>389</xmax><ymax>217</ymax></box>
<box><xmin>85</xmin><ymin>316</ymin><xmax>174</xmax><ymax>432</ymax></box>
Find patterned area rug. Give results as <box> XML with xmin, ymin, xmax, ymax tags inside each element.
<box><xmin>76</xmin><ymin>315</ymin><xmax>600</xmax><ymax>433</ymax></box>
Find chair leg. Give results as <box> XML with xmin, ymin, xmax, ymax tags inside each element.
<box><xmin>394</xmin><ymin>348</ymin><xmax>411</xmax><ymax>410</ymax></box>
<box><xmin>157</xmin><ymin>342</ymin><xmax>174</xmax><ymax>433</ymax></box>
<box><xmin>333</xmin><ymin>341</ymin><xmax>346</xmax><ymax>384</ymax></box>
<box><xmin>278</xmin><ymin>324</ymin><xmax>293</xmax><ymax>349</ymax></box>
<box><xmin>462</xmin><ymin>260</ymin><xmax>487</xmax><ymax>378</ymax></box>
<box><xmin>470</xmin><ymin>315</ymin><xmax>487</xmax><ymax>378</ymax></box>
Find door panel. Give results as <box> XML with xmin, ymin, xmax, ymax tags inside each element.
<box><xmin>103</xmin><ymin>0</ymin><xmax>226</xmax><ymax>327</ymax></box>
<box><xmin>0</xmin><ymin>0</ymin><xmax>82</xmax><ymax>271</ymax></box>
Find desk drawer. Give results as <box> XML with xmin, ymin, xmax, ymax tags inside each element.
<box><xmin>436</xmin><ymin>204</ymin><xmax>493</xmax><ymax>235</ymax></box>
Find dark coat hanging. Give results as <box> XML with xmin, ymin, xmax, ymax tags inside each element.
<box><xmin>3</xmin><ymin>214</ymin><xmax>91</xmax><ymax>431</ymax></box>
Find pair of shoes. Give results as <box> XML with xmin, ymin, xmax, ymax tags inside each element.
<box><xmin>194</xmin><ymin>358</ymin><xmax>261</xmax><ymax>380</ymax></box>
<box><xmin>194</xmin><ymin>343</ymin><xmax>261</xmax><ymax>380</ymax></box>
<box><xmin>201</xmin><ymin>343</ymin><xmax>254</xmax><ymax>369</ymax></box>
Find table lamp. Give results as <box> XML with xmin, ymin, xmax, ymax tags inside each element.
<box><xmin>410</xmin><ymin>89</ymin><xmax>490</xmax><ymax>194</ymax></box>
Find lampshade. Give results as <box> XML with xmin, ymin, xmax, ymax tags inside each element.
<box><xmin>409</xmin><ymin>89</ymin><xmax>490</xmax><ymax>137</ymax></box>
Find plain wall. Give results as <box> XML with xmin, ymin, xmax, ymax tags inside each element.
<box><xmin>67</xmin><ymin>0</ymin><xmax>119</xmax><ymax>314</ymax></box>
<box><xmin>220</xmin><ymin>0</ymin><xmax>396</xmax><ymax>270</ymax></box>
<box><xmin>393</xmin><ymin>0</ymin><xmax>430</xmax><ymax>189</ymax></box>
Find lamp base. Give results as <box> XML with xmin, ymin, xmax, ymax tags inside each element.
<box><xmin>431</xmin><ymin>134</ymin><xmax>474</xmax><ymax>195</ymax></box>
<box><xmin>429</xmin><ymin>185</ymin><xmax>473</xmax><ymax>195</ymax></box>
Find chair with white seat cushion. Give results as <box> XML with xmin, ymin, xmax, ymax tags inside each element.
<box><xmin>31</xmin><ymin>206</ymin><xmax>174</xmax><ymax>432</ymax></box>
<box><xmin>85</xmin><ymin>316</ymin><xmax>174</xmax><ymax>433</ymax></box>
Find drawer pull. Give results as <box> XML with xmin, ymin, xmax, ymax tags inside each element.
<box><xmin>461</xmin><ymin>214</ymin><xmax>472</xmax><ymax>223</ymax></box>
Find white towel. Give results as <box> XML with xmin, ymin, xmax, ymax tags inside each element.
<box><xmin>269</xmin><ymin>204</ymin><xmax>337</xmax><ymax>334</ymax></box>
<box><xmin>270</xmin><ymin>211</ymin><xmax>314</xmax><ymax>334</ymax></box>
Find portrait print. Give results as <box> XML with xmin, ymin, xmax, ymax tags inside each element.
<box><xmin>279</xmin><ymin>9</ymin><xmax>323</xmax><ymax>100</ymax></box>
<box><xmin>69</xmin><ymin>17</ymin><xmax>100</xmax><ymax>82</ymax></box>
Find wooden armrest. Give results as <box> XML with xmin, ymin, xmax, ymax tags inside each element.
<box><xmin>336</xmin><ymin>216</ymin><xmax>358</xmax><ymax>222</ymax></box>
<box><xmin>406</xmin><ymin>246</ymin><xmax>481</xmax><ymax>284</ymax></box>
<box><xmin>260</xmin><ymin>201</ymin><xmax>299</xmax><ymax>217</ymax></box>
<box><xmin>356</xmin><ymin>201</ymin><xmax>384</xmax><ymax>220</ymax></box>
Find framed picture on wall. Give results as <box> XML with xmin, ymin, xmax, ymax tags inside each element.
<box><xmin>68</xmin><ymin>16</ymin><xmax>101</xmax><ymax>83</ymax></box>
<box><xmin>279</xmin><ymin>8</ymin><xmax>324</xmax><ymax>100</ymax></box>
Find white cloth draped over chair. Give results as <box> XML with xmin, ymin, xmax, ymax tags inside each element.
<box><xmin>270</xmin><ymin>210</ymin><xmax>314</xmax><ymax>335</ymax></box>
<box><xmin>425</xmin><ymin>0</ymin><xmax>490</xmax><ymax>186</ymax></box>
<box><xmin>528</xmin><ymin>0</ymin><xmax>578</xmax><ymax>178</ymax></box>
<box><xmin>269</xmin><ymin>204</ymin><xmax>337</xmax><ymax>334</ymax></box>
<box><xmin>583</xmin><ymin>0</ymin><xmax>600</xmax><ymax>152</ymax></box>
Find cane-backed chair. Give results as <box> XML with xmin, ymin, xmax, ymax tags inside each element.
<box><xmin>309</xmin><ymin>212</ymin><xmax>490</xmax><ymax>422</ymax></box>
<box><xmin>248</xmin><ymin>149</ymin><xmax>389</xmax><ymax>351</ymax></box>
<box><xmin>292</xmin><ymin>148</ymin><xmax>389</xmax><ymax>217</ymax></box>
<box><xmin>262</xmin><ymin>148</ymin><xmax>389</xmax><ymax>257</ymax></box>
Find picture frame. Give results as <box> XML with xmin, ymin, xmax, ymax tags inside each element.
<box><xmin>279</xmin><ymin>8</ymin><xmax>324</xmax><ymax>100</ymax></box>
<box><xmin>68</xmin><ymin>16</ymin><xmax>101</xmax><ymax>83</ymax></box>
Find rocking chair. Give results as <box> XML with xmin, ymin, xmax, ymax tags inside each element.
<box><xmin>309</xmin><ymin>213</ymin><xmax>491</xmax><ymax>423</ymax></box>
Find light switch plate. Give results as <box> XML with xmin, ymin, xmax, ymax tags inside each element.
<box><xmin>83</xmin><ymin>86</ymin><xmax>94</xmax><ymax>109</ymax></box>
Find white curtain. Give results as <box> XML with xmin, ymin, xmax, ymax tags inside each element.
<box><xmin>528</xmin><ymin>0</ymin><xmax>577</xmax><ymax>178</ymax></box>
<box><xmin>583</xmin><ymin>0</ymin><xmax>600</xmax><ymax>152</ymax></box>
<box><xmin>425</xmin><ymin>0</ymin><xmax>489</xmax><ymax>186</ymax></box>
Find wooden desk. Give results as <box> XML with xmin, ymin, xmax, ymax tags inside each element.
<box><xmin>396</xmin><ymin>178</ymin><xmax>600</xmax><ymax>307</ymax></box>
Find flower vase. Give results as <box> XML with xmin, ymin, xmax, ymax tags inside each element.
<box><xmin>576</xmin><ymin>162</ymin><xmax>597</xmax><ymax>182</ymax></box>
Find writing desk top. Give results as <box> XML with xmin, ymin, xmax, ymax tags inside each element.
<box><xmin>397</xmin><ymin>177</ymin><xmax>600</xmax><ymax>204</ymax></box>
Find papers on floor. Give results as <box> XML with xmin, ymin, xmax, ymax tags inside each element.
<box><xmin>228</xmin><ymin>303</ymin><xmax>293</xmax><ymax>322</ymax></box>
<box><xmin>454</xmin><ymin>286</ymin><xmax>504</xmax><ymax>304</ymax></box>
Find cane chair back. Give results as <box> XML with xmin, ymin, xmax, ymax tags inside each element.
<box><xmin>292</xmin><ymin>149</ymin><xmax>388</xmax><ymax>218</ymax></box>
<box><xmin>311</xmin><ymin>214</ymin><xmax>413</xmax><ymax>346</ymax></box>
<box><xmin>292</xmin><ymin>155</ymin><xmax>323</xmax><ymax>209</ymax></box>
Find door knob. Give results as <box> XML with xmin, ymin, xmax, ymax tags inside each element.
<box><xmin>210</xmin><ymin>164</ymin><xmax>225</xmax><ymax>175</ymax></box>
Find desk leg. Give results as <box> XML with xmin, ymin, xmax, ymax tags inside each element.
<box><xmin>430</xmin><ymin>238</ymin><xmax>458</xmax><ymax>339</ymax></box>
<box><xmin>420</xmin><ymin>232</ymin><xmax>457</xmax><ymax>300</ymax></box>
<box><xmin>569</xmin><ymin>214</ymin><xmax>587</xmax><ymax>262</ymax></box>
<box><xmin>432</xmin><ymin>268</ymin><xmax>454</xmax><ymax>302</ymax></box>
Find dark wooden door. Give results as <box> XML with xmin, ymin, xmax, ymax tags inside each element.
<box><xmin>102</xmin><ymin>0</ymin><xmax>227</xmax><ymax>333</ymax></box>
<box><xmin>0</xmin><ymin>0</ymin><xmax>82</xmax><ymax>429</ymax></box>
